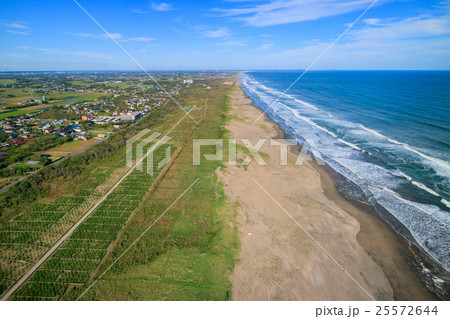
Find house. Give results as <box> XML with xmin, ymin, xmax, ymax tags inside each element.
<box><xmin>39</xmin><ymin>123</ymin><xmax>51</xmax><ymax>131</ymax></box>
<box><xmin>70</xmin><ymin>126</ymin><xmax>82</xmax><ymax>133</ymax></box>
<box><xmin>121</xmin><ymin>112</ymin><xmax>143</xmax><ymax>121</ymax></box>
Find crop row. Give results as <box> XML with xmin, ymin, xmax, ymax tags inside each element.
<box><xmin>0</xmin><ymin>165</ymin><xmax>124</xmax><ymax>298</ymax></box>
<box><xmin>13</xmin><ymin>167</ymin><xmax>159</xmax><ymax>298</ymax></box>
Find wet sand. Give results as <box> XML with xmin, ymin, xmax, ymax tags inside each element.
<box><xmin>219</xmin><ymin>84</ymin><xmax>436</xmax><ymax>301</ymax></box>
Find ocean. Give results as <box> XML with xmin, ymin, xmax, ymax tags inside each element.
<box><xmin>238</xmin><ymin>70</ymin><xmax>450</xmax><ymax>294</ymax></box>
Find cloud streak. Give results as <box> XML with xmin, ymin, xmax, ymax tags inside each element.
<box><xmin>4</xmin><ymin>22</ymin><xmax>28</xmax><ymax>29</ymax></box>
<box><xmin>197</xmin><ymin>26</ymin><xmax>230</xmax><ymax>38</ymax></box>
<box><xmin>131</xmin><ymin>8</ymin><xmax>150</xmax><ymax>14</ymax></box>
<box><xmin>272</xmin><ymin>7</ymin><xmax>450</xmax><ymax>69</ymax></box>
<box><xmin>151</xmin><ymin>2</ymin><xmax>174</xmax><ymax>12</ymax></box>
<box><xmin>36</xmin><ymin>47</ymin><xmax>112</xmax><ymax>59</ymax></box>
<box><xmin>214</xmin><ymin>0</ymin><xmax>379</xmax><ymax>27</ymax></box>
<box><xmin>7</xmin><ymin>30</ymin><xmax>28</xmax><ymax>35</ymax></box>
<box><xmin>64</xmin><ymin>32</ymin><xmax>153</xmax><ymax>42</ymax></box>
<box><xmin>216</xmin><ymin>40</ymin><xmax>246</xmax><ymax>46</ymax></box>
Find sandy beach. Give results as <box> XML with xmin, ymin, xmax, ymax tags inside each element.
<box><xmin>219</xmin><ymin>83</ymin><xmax>436</xmax><ymax>301</ymax></box>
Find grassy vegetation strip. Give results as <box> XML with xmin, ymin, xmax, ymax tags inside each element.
<box><xmin>74</xmin><ymin>80</ymin><xmax>239</xmax><ymax>300</ymax></box>
<box><xmin>0</xmin><ymin>109</ymin><xmax>41</xmax><ymax>119</ymax></box>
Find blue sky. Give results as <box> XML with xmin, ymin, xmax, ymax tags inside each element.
<box><xmin>1</xmin><ymin>0</ymin><xmax>449</xmax><ymax>71</ymax></box>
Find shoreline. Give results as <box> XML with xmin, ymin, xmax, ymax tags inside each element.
<box><xmin>223</xmin><ymin>82</ymin><xmax>437</xmax><ymax>300</ymax></box>
<box><xmin>257</xmin><ymin>95</ymin><xmax>442</xmax><ymax>300</ymax></box>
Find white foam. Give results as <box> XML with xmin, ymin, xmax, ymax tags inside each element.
<box><xmin>294</xmin><ymin>98</ymin><xmax>319</xmax><ymax>110</ymax></box>
<box><xmin>411</xmin><ymin>181</ymin><xmax>440</xmax><ymax>197</ymax></box>
<box><xmin>381</xmin><ymin>187</ymin><xmax>449</xmax><ymax>224</ymax></box>
<box><xmin>387</xmin><ymin>138</ymin><xmax>403</xmax><ymax>145</ymax></box>
<box><xmin>373</xmin><ymin>187</ymin><xmax>450</xmax><ymax>271</ymax></box>
<box><xmin>392</xmin><ymin>170</ymin><xmax>413</xmax><ymax>181</ymax></box>
<box><xmin>338</xmin><ymin>138</ymin><xmax>362</xmax><ymax>151</ymax></box>
<box><xmin>402</xmin><ymin>144</ymin><xmax>450</xmax><ymax>172</ymax></box>
<box><xmin>291</xmin><ymin>109</ymin><xmax>338</xmax><ymax>138</ymax></box>
<box><xmin>360</xmin><ymin>125</ymin><xmax>450</xmax><ymax>175</ymax></box>
<box><xmin>441</xmin><ymin>198</ymin><xmax>450</xmax><ymax>209</ymax></box>
<box><xmin>359</xmin><ymin>124</ymin><xmax>386</xmax><ymax>138</ymax></box>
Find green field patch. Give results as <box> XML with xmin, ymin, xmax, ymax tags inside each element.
<box><xmin>58</xmin><ymin>271</ymin><xmax>90</xmax><ymax>283</ymax></box>
<box><xmin>30</xmin><ymin>270</ymin><xmax>62</xmax><ymax>282</ymax></box>
<box><xmin>16</xmin><ymin>282</ymin><xmax>67</xmax><ymax>298</ymax></box>
<box><xmin>0</xmin><ymin>79</ymin><xmax>15</xmax><ymax>84</ymax></box>
<box><xmin>0</xmin><ymin>109</ymin><xmax>41</xmax><ymax>119</ymax></box>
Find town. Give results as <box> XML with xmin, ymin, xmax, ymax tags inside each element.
<box><xmin>0</xmin><ymin>71</ymin><xmax>228</xmax><ymax>189</ymax></box>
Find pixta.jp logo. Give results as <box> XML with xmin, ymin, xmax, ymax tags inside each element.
<box><xmin>126</xmin><ymin>129</ymin><xmax>172</xmax><ymax>175</ymax></box>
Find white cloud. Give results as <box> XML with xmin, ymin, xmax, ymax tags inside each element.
<box><xmin>64</xmin><ymin>32</ymin><xmax>122</xmax><ymax>40</ymax></box>
<box><xmin>2</xmin><ymin>52</ymin><xmax>28</xmax><ymax>58</ymax></box>
<box><xmin>216</xmin><ymin>40</ymin><xmax>246</xmax><ymax>46</ymax></box>
<box><xmin>351</xmin><ymin>15</ymin><xmax>450</xmax><ymax>40</ymax></box>
<box><xmin>258</xmin><ymin>43</ymin><xmax>274</xmax><ymax>50</ymax></box>
<box><xmin>64</xmin><ymin>32</ymin><xmax>153</xmax><ymax>42</ymax></box>
<box><xmin>199</xmin><ymin>26</ymin><xmax>230</xmax><ymax>38</ymax></box>
<box><xmin>272</xmin><ymin>8</ymin><xmax>450</xmax><ymax>69</ymax></box>
<box><xmin>36</xmin><ymin>47</ymin><xmax>112</xmax><ymax>59</ymax></box>
<box><xmin>131</xmin><ymin>8</ymin><xmax>150</xmax><ymax>14</ymax></box>
<box><xmin>151</xmin><ymin>2</ymin><xmax>174</xmax><ymax>12</ymax></box>
<box><xmin>4</xmin><ymin>22</ymin><xmax>28</xmax><ymax>29</ymax></box>
<box><xmin>214</xmin><ymin>0</ymin><xmax>379</xmax><ymax>27</ymax></box>
<box><xmin>7</xmin><ymin>30</ymin><xmax>28</xmax><ymax>35</ymax></box>
<box><xmin>124</xmin><ymin>37</ymin><xmax>154</xmax><ymax>42</ymax></box>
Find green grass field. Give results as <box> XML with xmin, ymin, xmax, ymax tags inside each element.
<box><xmin>0</xmin><ymin>109</ymin><xmax>41</xmax><ymax>119</ymax></box>
<box><xmin>70</xmin><ymin>81</ymin><xmax>135</xmax><ymax>88</ymax></box>
<box><xmin>0</xmin><ymin>80</ymin><xmax>15</xmax><ymax>85</ymax></box>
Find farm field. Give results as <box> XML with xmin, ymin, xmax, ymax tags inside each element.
<box><xmin>0</xmin><ymin>80</ymin><xmax>16</xmax><ymax>85</ymax></box>
<box><xmin>0</xmin><ymin>109</ymin><xmax>42</xmax><ymax>120</ymax></box>
<box><xmin>69</xmin><ymin>81</ymin><xmax>135</xmax><ymax>88</ymax></box>
<box><xmin>0</xmin><ymin>89</ymin><xmax>110</xmax><ymax>114</ymax></box>
<box><xmin>0</xmin><ymin>157</ymin><xmax>129</xmax><ymax>298</ymax></box>
<box><xmin>44</xmin><ymin>139</ymin><xmax>99</xmax><ymax>157</ymax></box>
<box><xmin>0</xmin><ymin>79</ymin><xmax>238</xmax><ymax>300</ymax></box>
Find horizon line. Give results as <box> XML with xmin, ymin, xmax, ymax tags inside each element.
<box><xmin>1</xmin><ymin>69</ymin><xmax>450</xmax><ymax>73</ymax></box>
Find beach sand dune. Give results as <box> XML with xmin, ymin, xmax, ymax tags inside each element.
<box><xmin>220</xmin><ymin>84</ymin><xmax>435</xmax><ymax>301</ymax></box>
